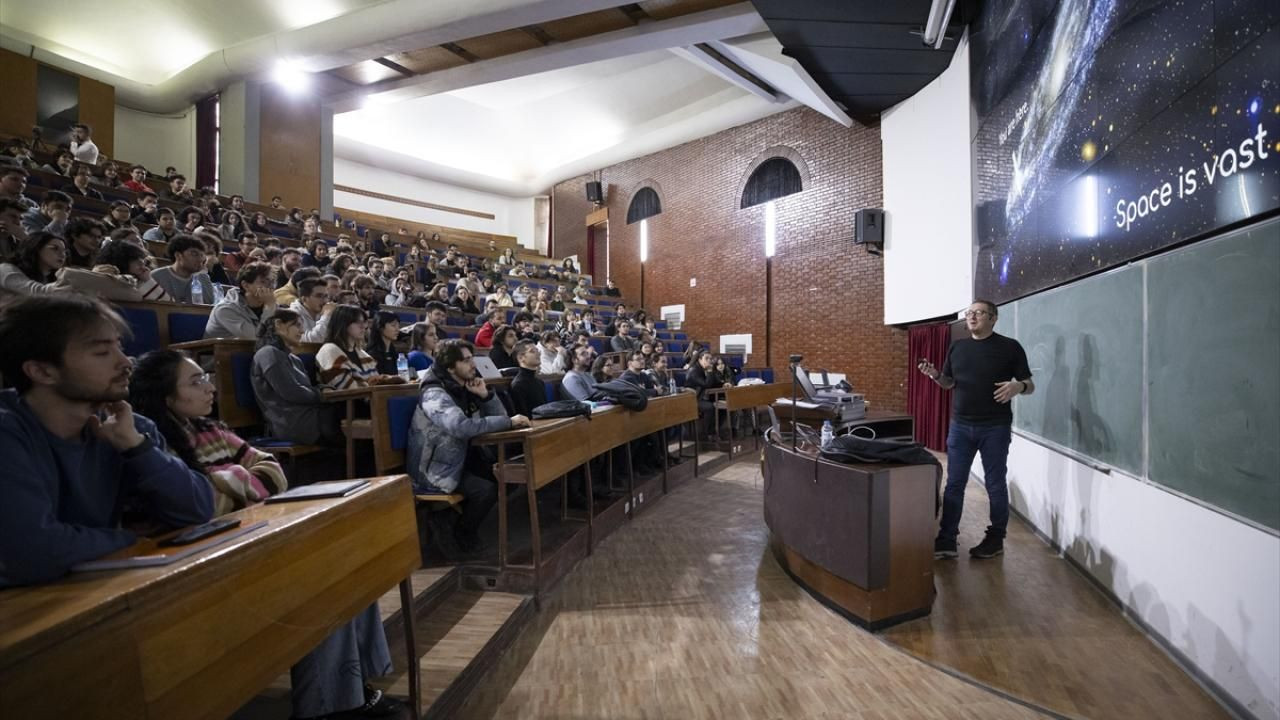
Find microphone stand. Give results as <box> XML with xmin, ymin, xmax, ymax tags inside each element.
<box><xmin>789</xmin><ymin>356</ymin><xmax>802</xmax><ymax>452</ymax></box>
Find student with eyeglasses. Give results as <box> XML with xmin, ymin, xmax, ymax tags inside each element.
<box><xmin>917</xmin><ymin>300</ymin><xmax>1034</xmax><ymax>560</ymax></box>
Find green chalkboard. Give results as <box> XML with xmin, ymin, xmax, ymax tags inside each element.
<box><xmin>1147</xmin><ymin>219</ymin><xmax>1280</xmax><ymax>531</ymax></box>
<box><xmin>1010</xmin><ymin>265</ymin><xmax>1145</xmax><ymax>476</ymax></box>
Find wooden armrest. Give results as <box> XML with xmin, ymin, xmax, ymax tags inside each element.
<box><xmin>414</xmin><ymin>493</ymin><xmax>463</xmax><ymax>506</ymax></box>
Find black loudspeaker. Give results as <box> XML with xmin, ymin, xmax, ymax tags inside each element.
<box><xmin>855</xmin><ymin>208</ymin><xmax>884</xmax><ymax>247</ymax></box>
<box><xmin>586</xmin><ymin>181</ymin><xmax>604</xmax><ymax>203</ymax></box>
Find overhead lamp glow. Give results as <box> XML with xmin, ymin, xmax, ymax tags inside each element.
<box><xmin>764</xmin><ymin>201</ymin><xmax>777</xmax><ymax>258</ymax></box>
<box><xmin>273</xmin><ymin>59</ymin><xmax>311</xmax><ymax>93</ymax></box>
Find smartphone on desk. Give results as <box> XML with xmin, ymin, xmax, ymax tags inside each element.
<box><xmin>158</xmin><ymin>517</ymin><xmax>242</xmax><ymax>547</ymax></box>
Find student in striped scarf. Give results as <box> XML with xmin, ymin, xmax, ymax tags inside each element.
<box><xmin>129</xmin><ymin>350</ymin><xmax>286</xmax><ymax>515</ymax></box>
<box><xmin>316</xmin><ymin>304</ymin><xmax>383</xmax><ymax>390</ymax></box>
<box><xmin>95</xmin><ymin>236</ymin><xmax>172</xmax><ymax>302</ymax></box>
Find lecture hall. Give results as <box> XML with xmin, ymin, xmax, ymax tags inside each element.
<box><xmin>1</xmin><ymin>1</ymin><xmax>1277</xmax><ymax>719</ymax></box>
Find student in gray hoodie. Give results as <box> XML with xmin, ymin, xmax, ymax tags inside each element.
<box><xmin>204</xmin><ymin>261</ymin><xmax>277</xmax><ymax>339</ymax></box>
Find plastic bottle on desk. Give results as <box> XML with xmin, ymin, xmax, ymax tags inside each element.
<box><xmin>211</xmin><ymin>282</ymin><xmax>225</xmax><ymax>304</ymax></box>
<box><xmin>190</xmin><ymin>275</ymin><xmax>204</xmax><ymax>305</ymax></box>
<box><xmin>668</xmin><ymin>378</ymin><xmax>678</xmax><ymax>395</ymax></box>
<box><xmin>396</xmin><ymin>353</ymin><xmax>409</xmax><ymax>379</ymax></box>
<box><xmin>820</xmin><ymin>420</ymin><xmax>834</xmax><ymax>449</ymax></box>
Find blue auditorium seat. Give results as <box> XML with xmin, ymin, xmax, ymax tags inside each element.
<box><xmin>229</xmin><ymin>352</ymin><xmax>258</xmax><ymax>409</ymax></box>
<box><xmin>395</xmin><ymin>311</ymin><xmax>418</xmax><ymax>325</ymax></box>
<box><xmin>761</xmin><ymin>369</ymin><xmax>775</xmax><ymax>383</ymax></box>
<box><xmin>120</xmin><ymin>306</ymin><xmax>160</xmax><ymax>357</ymax></box>
<box><xmin>297</xmin><ymin>353</ymin><xmax>318</xmax><ymax>381</ymax></box>
<box><xmin>168</xmin><ymin>312</ymin><xmax>209</xmax><ymax>345</ymax></box>
<box><xmin>542</xmin><ymin>380</ymin><xmax>559</xmax><ymax>404</ymax></box>
<box><xmin>588</xmin><ymin>337</ymin><xmax>606</xmax><ymax>354</ymax></box>
<box><xmin>388</xmin><ymin>395</ymin><xmax>417</xmax><ymax>451</ymax></box>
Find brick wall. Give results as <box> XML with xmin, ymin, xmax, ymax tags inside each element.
<box><xmin>550</xmin><ymin>107</ymin><xmax>908</xmax><ymax>412</ymax></box>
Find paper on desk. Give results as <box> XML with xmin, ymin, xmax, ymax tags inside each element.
<box><xmin>774</xmin><ymin>398</ymin><xmax>822</xmax><ymax>409</ymax></box>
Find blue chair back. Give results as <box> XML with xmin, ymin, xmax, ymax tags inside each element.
<box><xmin>760</xmin><ymin>368</ymin><xmax>775</xmax><ymax>383</ymax></box>
<box><xmin>587</xmin><ymin>337</ymin><xmax>606</xmax><ymax>354</ymax></box>
<box><xmin>388</xmin><ymin>395</ymin><xmax>417</xmax><ymax>451</ymax></box>
<box><xmin>395</xmin><ymin>311</ymin><xmax>418</xmax><ymax>325</ymax></box>
<box><xmin>168</xmin><ymin>312</ymin><xmax>208</xmax><ymax>344</ymax></box>
<box><xmin>119</xmin><ymin>307</ymin><xmax>160</xmax><ymax>357</ymax></box>
<box><xmin>297</xmin><ymin>352</ymin><xmax>318</xmax><ymax>382</ymax></box>
<box><xmin>542</xmin><ymin>380</ymin><xmax>558</xmax><ymax>404</ymax></box>
<box><xmin>229</xmin><ymin>352</ymin><xmax>258</xmax><ymax>410</ymax></box>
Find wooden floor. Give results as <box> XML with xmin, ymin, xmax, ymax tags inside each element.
<box><xmin>880</xmin><ymin>466</ymin><xmax>1229</xmax><ymax>720</ymax></box>
<box><xmin>455</xmin><ymin>457</ymin><xmax>1228</xmax><ymax>720</ymax></box>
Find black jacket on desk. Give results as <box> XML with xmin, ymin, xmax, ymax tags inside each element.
<box><xmin>509</xmin><ymin>367</ymin><xmax>546</xmax><ymax>417</ymax></box>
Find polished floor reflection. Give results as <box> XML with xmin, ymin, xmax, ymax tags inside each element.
<box><xmin>460</xmin><ymin>460</ymin><xmax>1046</xmax><ymax>719</ymax></box>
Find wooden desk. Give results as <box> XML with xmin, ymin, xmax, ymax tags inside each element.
<box><xmin>472</xmin><ymin>392</ymin><xmax>698</xmax><ymax>597</ymax></box>
<box><xmin>0</xmin><ymin>476</ymin><xmax>423</xmax><ymax>720</ymax></box>
<box><xmin>706</xmin><ymin>382</ymin><xmax>790</xmax><ymax>457</ymax></box>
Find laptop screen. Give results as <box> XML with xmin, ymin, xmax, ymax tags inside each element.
<box><xmin>792</xmin><ymin>364</ymin><xmax>820</xmax><ymax>401</ymax></box>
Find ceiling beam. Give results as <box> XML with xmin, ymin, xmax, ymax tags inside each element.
<box><xmin>328</xmin><ymin>2</ymin><xmax>769</xmax><ymax>113</ymax></box>
<box><xmin>668</xmin><ymin>45</ymin><xmax>778</xmax><ymax>101</ymax></box>
<box><xmin>371</xmin><ymin>57</ymin><xmax>417</xmax><ymax>77</ymax></box>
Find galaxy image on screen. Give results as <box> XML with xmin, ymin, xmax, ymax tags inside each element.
<box><xmin>970</xmin><ymin>0</ymin><xmax>1280</xmax><ymax>303</ymax></box>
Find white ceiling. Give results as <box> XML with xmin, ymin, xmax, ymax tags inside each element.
<box><xmin>334</xmin><ymin>50</ymin><xmax>798</xmax><ymax>196</ymax></box>
<box><xmin>0</xmin><ymin>0</ymin><xmax>377</xmax><ymax>85</ymax></box>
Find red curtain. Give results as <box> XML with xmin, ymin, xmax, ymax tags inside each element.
<box><xmin>908</xmin><ymin>322</ymin><xmax>952</xmax><ymax>451</ymax></box>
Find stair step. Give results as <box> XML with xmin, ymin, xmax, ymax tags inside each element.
<box><xmin>374</xmin><ymin>589</ymin><xmax>531</xmax><ymax>717</ymax></box>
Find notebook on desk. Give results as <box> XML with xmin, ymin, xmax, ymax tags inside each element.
<box><xmin>264</xmin><ymin>479</ymin><xmax>370</xmax><ymax>503</ymax></box>
<box><xmin>70</xmin><ymin>521</ymin><xmax>269</xmax><ymax>572</ymax></box>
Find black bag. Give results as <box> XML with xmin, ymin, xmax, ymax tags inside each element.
<box><xmin>531</xmin><ymin>400</ymin><xmax>593</xmax><ymax>419</ymax></box>
<box><xmin>588</xmin><ymin>380</ymin><xmax>649</xmax><ymax>411</ymax></box>
<box><xmin>820</xmin><ymin>435</ymin><xmax>942</xmax><ymax>515</ymax></box>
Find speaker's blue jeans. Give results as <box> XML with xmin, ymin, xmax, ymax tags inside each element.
<box><xmin>938</xmin><ymin>420</ymin><xmax>1012</xmax><ymax>541</ymax></box>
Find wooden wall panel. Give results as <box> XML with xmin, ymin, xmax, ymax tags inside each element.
<box><xmin>78</xmin><ymin>77</ymin><xmax>115</xmax><ymax>158</ymax></box>
<box><xmin>0</xmin><ymin>49</ymin><xmax>38</xmax><ymax>141</ymax></box>
<box><xmin>258</xmin><ymin>85</ymin><xmax>320</xmax><ymax>211</ymax></box>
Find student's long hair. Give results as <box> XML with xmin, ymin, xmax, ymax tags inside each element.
<box><xmin>8</xmin><ymin>232</ymin><xmax>63</xmax><ymax>282</ymax></box>
<box><xmin>324</xmin><ymin>304</ymin><xmax>366</xmax><ymax>350</ymax></box>
<box><xmin>256</xmin><ymin>308</ymin><xmax>301</xmax><ymax>352</ymax></box>
<box><xmin>129</xmin><ymin>350</ymin><xmax>208</xmax><ymax>474</ymax></box>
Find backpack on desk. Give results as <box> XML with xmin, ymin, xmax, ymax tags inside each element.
<box><xmin>820</xmin><ymin>435</ymin><xmax>942</xmax><ymax>515</ymax></box>
<box><xmin>531</xmin><ymin>400</ymin><xmax>592</xmax><ymax>420</ymax></box>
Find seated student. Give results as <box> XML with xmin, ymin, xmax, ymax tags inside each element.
<box><xmin>128</xmin><ymin>350</ymin><xmax>399</xmax><ymax>719</ymax></box>
<box><xmin>406</xmin><ymin>321</ymin><xmax>439</xmax><ymax>373</ymax></box>
<box><xmin>509</xmin><ymin>341</ymin><xmax>547</xmax><ymax>418</ymax></box>
<box><xmin>509</xmin><ymin>311</ymin><xmax>536</xmax><ymax>342</ymax></box>
<box><xmin>473</xmin><ymin>307</ymin><xmax>504</xmax><ymax>348</ymax></box>
<box><xmin>21</xmin><ymin>190</ymin><xmax>71</xmax><ymax>238</ymax></box>
<box><xmin>685</xmin><ymin>350</ymin><xmax>732</xmax><ymax>437</ymax></box>
<box><xmin>610</xmin><ymin>320</ymin><xmax>637</xmax><ymax>353</ymax></box>
<box><xmin>41</xmin><ymin>149</ymin><xmax>75</xmax><ymax>177</ymax></box>
<box><xmin>276</xmin><ymin>265</ymin><xmax>320</xmax><ymax>306</ymax></box>
<box><xmin>0</xmin><ymin>295</ymin><xmax>215</xmax><ymax>587</ymax></box>
<box><xmin>101</xmin><ymin>200</ymin><xmax>135</xmax><ymax>233</ymax></box>
<box><xmin>289</xmin><ymin>277</ymin><xmax>336</xmax><ymax>343</ymax></box>
<box><xmin>251</xmin><ymin>308</ymin><xmax>341</xmax><ymax>445</ymax></box>
<box><xmin>316</xmin><ymin>305</ymin><xmax>382</xmax><ymax>390</ymax></box>
<box><xmin>301</xmin><ymin>238</ymin><xmax>331</xmax><ymax>269</ymax></box>
<box><xmin>129</xmin><ymin>350</ymin><xmax>288</xmax><ymax>514</ymax></box>
<box><xmin>163</xmin><ymin>174</ymin><xmax>191</xmax><ymax>202</ymax></box>
<box><xmin>487</xmin><ymin>325</ymin><xmax>519</xmax><ymax>370</ymax></box>
<box><xmin>490</xmin><ymin>284</ymin><xmax>514</xmax><ymax>307</ymax></box>
<box><xmin>201</xmin><ymin>234</ymin><xmax>231</xmax><ymax>286</ymax></box>
<box><xmin>449</xmin><ymin>285</ymin><xmax>479</xmax><ymax>315</ymax></box>
<box><xmin>649</xmin><ymin>354</ymin><xmax>673</xmax><ymax>394</ymax></box>
<box><xmin>549</xmin><ymin>291</ymin><xmax>567</xmax><ymax>313</ymax></box>
<box><xmin>422</xmin><ymin>301</ymin><xmax>450</xmax><ymax>341</ymax></box>
<box><xmin>538</xmin><ymin>331</ymin><xmax>568</xmax><ymax>375</ymax></box>
<box><xmin>620</xmin><ymin>350</ymin><xmax>658</xmax><ymax>396</ymax></box>
<box><xmin>714</xmin><ymin>355</ymin><xmax>741</xmax><ymax>385</ymax></box>
<box><xmin>604</xmin><ymin>278</ymin><xmax>621</xmax><ymax>297</ymax></box>
<box><xmin>205</xmin><ymin>261</ymin><xmax>276</xmax><ymax>339</ymax></box>
<box><xmin>353</xmin><ymin>274</ymin><xmax>381</xmax><ymax>316</ymax></box>
<box><xmin>0</xmin><ymin>232</ymin><xmax>67</xmax><ymax>295</ymax></box>
<box><xmin>95</xmin><ymin>236</ymin><xmax>171</xmax><ymax>302</ymax></box>
<box><xmin>150</xmin><ymin>234</ymin><xmax>215</xmax><ymax>304</ymax></box>
<box><xmin>122</xmin><ymin>165</ymin><xmax>149</xmax><ymax>193</ymax></box>
<box><xmin>383</xmin><ymin>274</ymin><xmax>414</xmax><ymax>307</ymax></box>
<box><xmin>366</xmin><ymin>311</ymin><xmax>401</xmax><ymax>376</ymax></box>
<box><xmin>475</xmin><ymin>298</ymin><xmax>499</xmax><ymax>327</ymax></box>
<box><xmin>407</xmin><ymin>339</ymin><xmax>529</xmax><ymax>551</ymax></box>
<box><xmin>61</xmin><ymin>162</ymin><xmax>104</xmax><ymax>202</ymax></box>
<box><xmin>561</xmin><ymin>345</ymin><xmax>597</xmax><ymax>401</ymax></box>
<box><xmin>64</xmin><ymin>217</ymin><xmax>105</xmax><ymax>269</ymax></box>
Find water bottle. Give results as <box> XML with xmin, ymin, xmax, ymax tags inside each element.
<box><xmin>668</xmin><ymin>378</ymin><xmax>677</xmax><ymax>395</ymax></box>
<box><xmin>190</xmin><ymin>275</ymin><xmax>204</xmax><ymax>305</ymax></box>
<box><xmin>820</xmin><ymin>420</ymin><xmax>834</xmax><ymax>449</ymax></box>
<box><xmin>396</xmin><ymin>353</ymin><xmax>409</xmax><ymax>380</ymax></box>
<box><xmin>212</xmin><ymin>283</ymin><xmax>225</xmax><ymax>304</ymax></box>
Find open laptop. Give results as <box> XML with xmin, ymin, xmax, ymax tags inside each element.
<box><xmin>472</xmin><ymin>354</ymin><xmax>503</xmax><ymax>380</ymax></box>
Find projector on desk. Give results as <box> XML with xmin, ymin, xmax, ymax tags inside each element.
<box><xmin>816</xmin><ymin>391</ymin><xmax>866</xmax><ymax>420</ymax></box>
